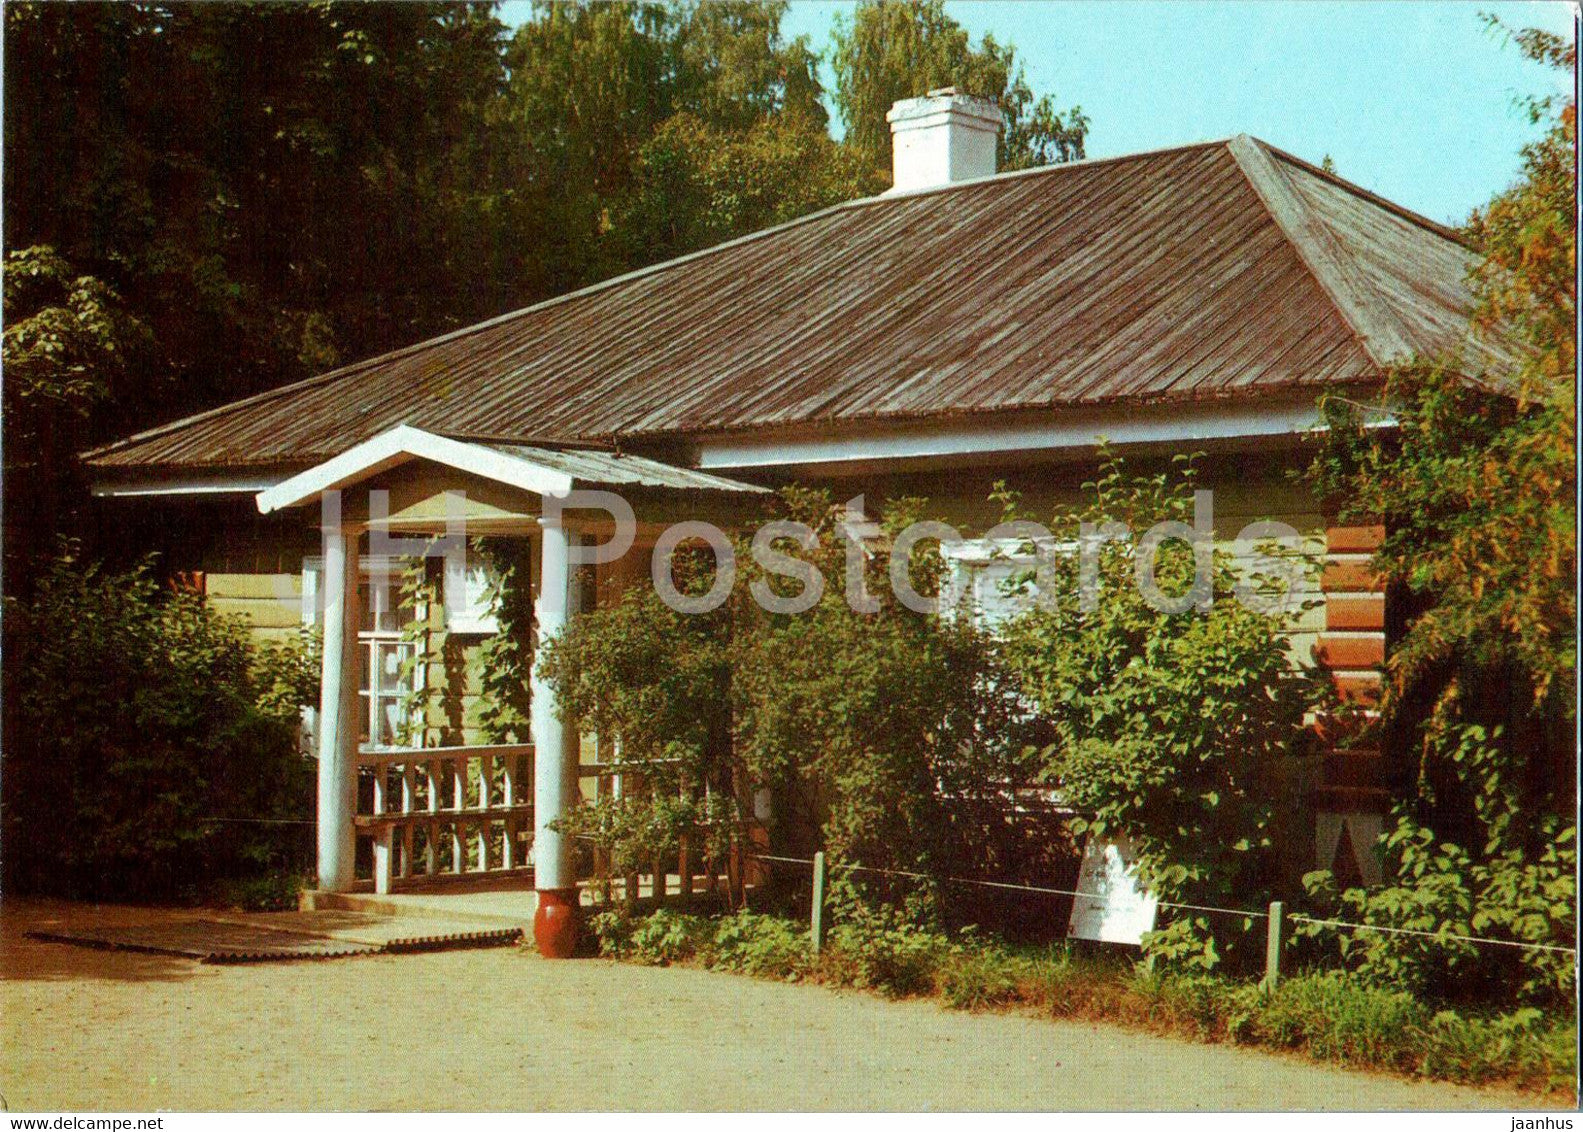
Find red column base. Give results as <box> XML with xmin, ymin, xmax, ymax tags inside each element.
<box><xmin>533</xmin><ymin>888</ymin><xmax>581</xmax><ymax>958</ymax></box>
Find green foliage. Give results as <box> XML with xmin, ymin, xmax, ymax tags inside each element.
<box><xmin>590</xmin><ymin>906</ymin><xmax>715</xmax><ymax>964</ymax></box>
<box><xmin>536</xmin><ymin>486</ymin><xmax>1039</xmax><ymax>919</ymax></box>
<box><xmin>253</xmin><ymin>626</ymin><xmax>323</xmax><ymax>721</ymax></box>
<box><xmin>2</xmin><ymin>246</ymin><xmax>158</xmax><ymax>585</ymax></box>
<box><xmin>611</xmin><ymin>110</ymin><xmax>880</xmax><ymax>266</ymax></box>
<box><xmin>471</xmin><ymin>539</ymin><xmax>537</xmax><ymax>743</ymax></box>
<box><xmin>1300</xmin><ymin>814</ymin><xmax>1576</xmax><ymax>1005</ymax></box>
<box><xmin>394</xmin><ymin>556</ymin><xmax>446</xmax><ymax>748</ymax></box>
<box><xmin>708</xmin><ymin>909</ymin><xmax>813</xmax><ymax>978</ymax></box>
<box><xmin>2</xmin><ymin>246</ymin><xmax>153</xmax><ymax>432</ymax></box>
<box><xmin>2</xmin><ymin>548</ymin><xmax>314</xmax><ymax>900</ymax></box>
<box><xmin>996</xmin><ymin>449</ymin><xmax>1324</xmax><ymax>969</ymax></box>
<box><xmin>930</xmin><ymin>932</ymin><xmax>1028</xmax><ymax>1010</ymax></box>
<box><xmin>536</xmin><ymin>544</ymin><xmax>741</xmax><ymax>886</ymax></box>
<box><xmin>1304</xmin><ymin>27</ymin><xmax>1575</xmax><ymax>1003</ymax></box>
<box><xmin>831</xmin><ymin>0</ymin><xmax>1087</xmax><ymax>173</ymax></box>
<box><xmin>822</xmin><ymin>908</ymin><xmax>954</xmax><ymax>997</ymax></box>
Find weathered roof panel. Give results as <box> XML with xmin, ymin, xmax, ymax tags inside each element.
<box><xmin>484</xmin><ymin>444</ymin><xmax>769</xmax><ymax>494</ymax></box>
<box><xmin>88</xmin><ymin>136</ymin><xmax>1497</xmax><ymax>472</ymax></box>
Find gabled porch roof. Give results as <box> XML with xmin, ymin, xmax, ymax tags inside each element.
<box><xmin>255</xmin><ymin>424</ymin><xmax>769</xmax><ymax>514</ymax></box>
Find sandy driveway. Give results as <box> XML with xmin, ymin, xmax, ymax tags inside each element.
<box><xmin>0</xmin><ymin>897</ymin><xmax>1554</xmax><ymax>1112</ymax></box>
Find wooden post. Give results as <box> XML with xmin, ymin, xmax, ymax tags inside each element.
<box><xmin>810</xmin><ymin>850</ymin><xmax>827</xmax><ymax>956</ymax></box>
<box><xmin>399</xmin><ymin>765</ymin><xmax>415</xmax><ymax>880</ymax></box>
<box><xmin>1264</xmin><ymin>900</ymin><xmax>1285</xmax><ymax>987</ymax></box>
<box><xmin>315</xmin><ymin>504</ymin><xmax>360</xmax><ymax>893</ymax></box>
<box><xmin>532</xmin><ymin>519</ymin><xmax>584</xmax><ymax>957</ymax></box>
<box><xmin>373</xmin><ymin>826</ymin><xmax>394</xmax><ymax>895</ymax></box>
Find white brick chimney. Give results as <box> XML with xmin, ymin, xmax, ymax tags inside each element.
<box><xmin>885</xmin><ymin>87</ymin><xmax>1001</xmax><ymax>193</ymax></box>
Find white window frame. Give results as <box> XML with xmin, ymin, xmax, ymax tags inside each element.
<box><xmin>941</xmin><ymin>536</ymin><xmax>1071</xmax><ymax>630</ymax></box>
<box><xmin>302</xmin><ymin>555</ymin><xmax>424</xmax><ymax>751</ymax></box>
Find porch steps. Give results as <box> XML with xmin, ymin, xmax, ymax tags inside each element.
<box><xmin>302</xmin><ymin>883</ymin><xmax>541</xmax><ymax>930</ymax></box>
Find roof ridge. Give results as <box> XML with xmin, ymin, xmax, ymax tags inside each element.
<box><xmin>858</xmin><ymin>136</ymin><xmax>1236</xmax><ymax>204</ymax></box>
<box><xmin>1227</xmin><ymin>134</ymin><xmax>1417</xmax><ymax>367</ymax></box>
<box><xmin>1258</xmin><ymin>141</ymin><xmax>1471</xmax><ymax>247</ymax></box>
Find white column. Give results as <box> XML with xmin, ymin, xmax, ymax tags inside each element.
<box><xmin>531</xmin><ymin>516</ymin><xmax>581</xmax><ymax>892</ymax></box>
<box><xmin>316</xmin><ymin>503</ymin><xmax>361</xmax><ymax>892</ymax></box>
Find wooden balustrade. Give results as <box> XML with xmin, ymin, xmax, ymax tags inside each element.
<box><xmin>355</xmin><ymin>739</ymin><xmax>747</xmax><ymax>901</ymax></box>
<box><xmin>576</xmin><ymin>753</ymin><xmax>735</xmax><ymax>906</ymax></box>
<box><xmin>355</xmin><ymin>743</ymin><xmax>534</xmax><ymax>894</ymax></box>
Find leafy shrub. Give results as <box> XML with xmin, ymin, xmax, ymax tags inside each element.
<box><xmin>623</xmin><ymin>907</ymin><xmax>714</xmax><ymax>965</ymax></box>
<box><xmin>824</xmin><ymin>908</ymin><xmax>954</xmax><ymax>997</ymax></box>
<box><xmin>1300</xmin><ymin>812</ymin><xmax>1576</xmax><ymax>1006</ymax></box>
<box><xmin>709</xmin><ymin>909</ymin><xmax>813</xmax><ymax>978</ymax></box>
<box><xmin>537</xmin><ymin>486</ymin><xmax>1041</xmax><ymax>921</ymax></box>
<box><xmin>586</xmin><ymin>907</ymin><xmax>711</xmax><ymax>965</ymax></box>
<box><xmin>2</xmin><ymin>549</ymin><xmax>315</xmax><ymax>900</ymax></box>
<box><xmin>996</xmin><ymin>449</ymin><xmax>1324</xmax><ymax>970</ymax></box>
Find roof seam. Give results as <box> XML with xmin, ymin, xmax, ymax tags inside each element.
<box><xmin>1259</xmin><ymin>142</ymin><xmax>1471</xmax><ymax>247</ymax></box>
<box><xmin>1227</xmin><ymin>135</ymin><xmax>1417</xmax><ymax>367</ymax></box>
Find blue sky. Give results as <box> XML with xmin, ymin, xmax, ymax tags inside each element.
<box><xmin>501</xmin><ymin>1</ymin><xmax>1576</xmax><ymax>225</ymax></box>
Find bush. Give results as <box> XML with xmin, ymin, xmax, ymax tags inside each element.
<box><xmin>1</xmin><ymin>549</ymin><xmax>316</xmax><ymax>901</ymax></box>
<box><xmin>996</xmin><ymin>449</ymin><xmax>1324</xmax><ymax>970</ymax></box>
<box><xmin>709</xmin><ymin>909</ymin><xmax>813</xmax><ymax>978</ymax></box>
<box><xmin>537</xmin><ymin>486</ymin><xmax>1042</xmax><ymax>921</ymax></box>
<box><xmin>823</xmin><ymin>908</ymin><xmax>954</xmax><ymax>998</ymax></box>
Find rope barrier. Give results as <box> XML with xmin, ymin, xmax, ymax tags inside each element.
<box><xmin>206</xmin><ymin>816</ymin><xmax>316</xmax><ymax>826</ymax></box>
<box><xmin>748</xmin><ymin>851</ymin><xmax>1577</xmax><ymax>957</ymax></box>
<box><xmin>750</xmin><ymin>853</ymin><xmax>1265</xmax><ymax>920</ymax></box>
<box><xmin>1288</xmin><ymin>915</ymin><xmax>1579</xmax><ymax>956</ymax></box>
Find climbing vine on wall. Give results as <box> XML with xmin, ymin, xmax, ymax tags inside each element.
<box><xmin>395</xmin><ymin>554</ymin><xmax>446</xmax><ymax>749</ymax></box>
<box><xmin>470</xmin><ymin>537</ymin><xmax>536</xmax><ymax>744</ymax></box>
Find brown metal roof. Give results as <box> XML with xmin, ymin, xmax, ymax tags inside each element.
<box><xmin>483</xmin><ymin>444</ymin><xmax>770</xmax><ymax>494</ymax></box>
<box><xmin>87</xmin><ymin>136</ymin><xmax>1507</xmax><ymax>472</ymax></box>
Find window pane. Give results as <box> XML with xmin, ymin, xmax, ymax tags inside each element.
<box><xmin>374</xmin><ymin>641</ymin><xmax>407</xmax><ymax>694</ymax></box>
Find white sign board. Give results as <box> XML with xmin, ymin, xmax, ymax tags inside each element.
<box><xmin>1066</xmin><ymin>835</ymin><xmax>1159</xmax><ymax>946</ymax></box>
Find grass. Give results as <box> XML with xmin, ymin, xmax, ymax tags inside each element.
<box><xmin>581</xmin><ymin>906</ymin><xmax>1578</xmax><ymax>1100</ymax></box>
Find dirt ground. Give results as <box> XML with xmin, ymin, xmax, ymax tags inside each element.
<box><xmin>0</xmin><ymin>897</ymin><xmax>1557</xmax><ymax>1112</ymax></box>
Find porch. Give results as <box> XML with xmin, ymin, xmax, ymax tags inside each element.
<box><xmin>255</xmin><ymin>425</ymin><xmax>769</xmax><ymax>951</ymax></box>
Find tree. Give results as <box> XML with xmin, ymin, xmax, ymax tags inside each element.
<box><xmin>609</xmin><ymin>111</ymin><xmax>880</xmax><ymax>265</ymax></box>
<box><xmin>499</xmin><ymin>0</ymin><xmax>865</xmax><ymax>286</ymax></box>
<box><xmin>2</xmin><ymin>247</ymin><xmax>158</xmax><ymax>587</ymax></box>
<box><xmin>3</xmin><ymin>1</ymin><xmax>510</xmax><ymax>433</ymax></box>
<box><xmin>1305</xmin><ymin>23</ymin><xmax>1575</xmax><ymax>1003</ymax></box>
<box><xmin>831</xmin><ymin>0</ymin><xmax>1087</xmax><ymax>176</ymax></box>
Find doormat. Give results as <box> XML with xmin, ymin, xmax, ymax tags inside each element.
<box><xmin>28</xmin><ymin>915</ymin><xmax>522</xmax><ymax>963</ymax></box>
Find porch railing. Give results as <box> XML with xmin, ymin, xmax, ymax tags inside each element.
<box><xmin>578</xmin><ymin>745</ymin><xmax>748</xmax><ymax>906</ymax></box>
<box><xmin>355</xmin><ymin>742</ymin><xmax>534</xmax><ymax>894</ymax></box>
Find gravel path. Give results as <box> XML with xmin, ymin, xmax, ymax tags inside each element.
<box><xmin>0</xmin><ymin>898</ymin><xmax>1554</xmax><ymax>1112</ymax></box>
